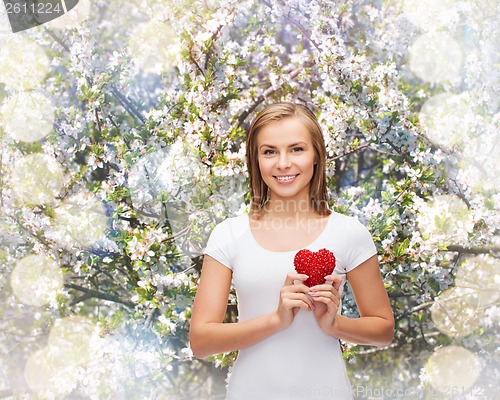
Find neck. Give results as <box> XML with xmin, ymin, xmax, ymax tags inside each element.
<box><xmin>260</xmin><ymin>197</ymin><xmax>316</xmax><ymax>219</ymax></box>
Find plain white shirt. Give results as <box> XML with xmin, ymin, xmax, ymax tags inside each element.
<box><xmin>203</xmin><ymin>212</ymin><xmax>377</xmax><ymax>400</ymax></box>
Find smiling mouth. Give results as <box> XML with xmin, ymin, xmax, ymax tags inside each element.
<box><xmin>274</xmin><ymin>174</ymin><xmax>298</xmax><ymax>182</ymax></box>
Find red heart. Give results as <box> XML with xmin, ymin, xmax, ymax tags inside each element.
<box><xmin>294</xmin><ymin>248</ymin><xmax>336</xmax><ymax>287</ymax></box>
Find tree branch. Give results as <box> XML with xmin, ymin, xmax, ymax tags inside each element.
<box><xmin>233</xmin><ymin>63</ymin><xmax>312</xmax><ymax>130</ymax></box>
<box><xmin>329</xmin><ymin>142</ymin><xmax>371</xmax><ymax>161</ymax></box>
<box><xmin>0</xmin><ymin>390</ymin><xmax>13</xmax><ymax>399</ymax></box>
<box><xmin>44</xmin><ymin>28</ymin><xmax>71</xmax><ymax>52</ymax></box>
<box><xmin>64</xmin><ymin>283</ymin><xmax>135</xmax><ymax>309</ymax></box>
<box><xmin>110</xmin><ymin>85</ymin><xmax>145</xmax><ymax>124</ymax></box>
<box><xmin>94</xmin><ymin>108</ymin><xmax>102</xmax><ymax>133</ymax></box>
<box><xmin>354</xmin><ymin>331</ymin><xmax>441</xmax><ymax>356</ymax></box>
<box><xmin>43</xmin><ymin>28</ymin><xmax>145</xmax><ymax>128</ymax></box>
<box><xmin>395</xmin><ymin>301</ymin><xmax>434</xmax><ymax>322</ymax></box>
<box><xmin>445</xmin><ymin>244</ymin><xmax>500</xmax><ymax>255</ymax></box>
<box><xmin>70</xmin><ymin>293</ymin><xmax>93</xmax><ymax>306</ymax></box>
<box><xmin>259</xmin><ymin>0</ymin><xmax>321</xmax><ymax>52</ymax></box>
<box><xmin>380</xmin><ymin>137</ymin><xmax>417</xmax><ymax>168</ymax></box>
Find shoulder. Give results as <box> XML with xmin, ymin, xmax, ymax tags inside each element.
<box><xmin>212</xmin><ymin>213</ymin><xmax>248</xmax><ymax>231</ymax></box>
<box><xmin>208</xmin><ymin>213</ymin><xmax>249</xmax><ymax>241</ymax></box>
<box><xmin>329</xmin><ymin>212</ymin><xmax>377</xmax><ymax>272</ymax></box>
<box><xmin>331</xmin><ymin>211</ymin><xmax>367</xmax><ymax>229</ymax></box>
<box><xmin>329</xmin><ymin>211</ymin><xmax>374</xmax><ymax>241</ymax></box>
<box><xmin>204</xmin><ymin>214</ymin><xmax>249</xmax><ymax>265</ymax></box>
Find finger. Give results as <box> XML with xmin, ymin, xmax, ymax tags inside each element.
<box><xmin>310</xmin><ymin>291</ymin><xmax>340</xmax><ymax>305</ymax></box>
<box><xmin>310</xmin><ymin>294</ymin><xmax>340</xmax><ymax>311</ymax></box>
<box><xmin>310</xmin><ymin>290</ymin><xmax>337</xmax><ymax>300</ymax></box>
<box><xmin>282</xmin><ymin>292</ymin><xmax>316</xmax><ymax>310</ymax></box>
<box><xmin>288</xmin><ymin>282</ymin><xmax>313</xmax><ymax>294</ymax></box>
<box><xmin>309</xmin><ymin>282</ymin><xmax>340</xmax><ymax>295</ymax></box>
<box><xmin>284</xmin><ymin>292</ymin><xmax>315</xmax><ymax>310</ymax></box>
<box><xmin>309</xmin><ymin>291</ymin><xmax>333</xmax><ymax>302</ymax></box>
<box><xmin>309</xmin><ymin>283</ymin><xmax>335</xmax><ymax>292</ymax></box>
<box><xmin>281</xmin><ymin>283</ymin><xmax>312</xmax><ymax>297</ymax></box>
<box><xmin>284</xmin><ymin>271</ymin><xmax>309</xmax><ymax>286</ymax></box>
<box><xmin>325</xmin><ymin>274</ymin><xmax>343</xmax><ymax>290</ymax></box>
<box><xmin>282</xmin><ymin>297</ymin><xmax>314</xmax><ymax>311</ymax></box>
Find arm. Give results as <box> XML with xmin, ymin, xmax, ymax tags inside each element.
<box><xmin>331</xmin><ymin>255</ymin><xmax>394</xmax><ymax>347</ymax></box>
<box><xmin>189</xmin><ymin>255</ymin><xmax>313</xmax><ymax>359</ymax></box>
<box><xmin>311</xmin><ymin>255</ymin><xmax>394</xmax><ymax>348</ymax></box>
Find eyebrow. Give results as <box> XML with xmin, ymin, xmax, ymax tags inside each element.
<box><xmin>259</xmin><ymin>142</ymin><xmax>308</xmax><ymax>149</ymax></box>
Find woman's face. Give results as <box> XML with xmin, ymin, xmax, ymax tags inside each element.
<box><xmin>256</xmin><ymin>117</ymin><xmax>317</xmax><ymax>204</ymax></box>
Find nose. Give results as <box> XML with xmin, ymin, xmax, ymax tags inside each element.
<box><xmin>277</xmin><ymin>153</ymin><xmax>291</xmax><ymax>169</ymax></box>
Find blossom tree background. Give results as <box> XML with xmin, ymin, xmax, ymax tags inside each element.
<box><xmin>0</xmin><ymin>0</ymin><xmax>498</xmax><ymax>399</ymax></box>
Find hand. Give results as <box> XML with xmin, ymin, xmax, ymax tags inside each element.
<box><xmin>309</xmin><ymin>274</ymin><xmax>342</xmax><ymax>333</ymax></box>
<box><xmin>275</xmin><ymin>272</ymin><xmax>314</xmax><ymax>330</ymax></box>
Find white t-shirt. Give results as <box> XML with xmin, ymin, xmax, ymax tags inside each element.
<box><xmin>203</xmin><ymin>211</ymin><xmax>377</xmax><ymax>400</ymax></box>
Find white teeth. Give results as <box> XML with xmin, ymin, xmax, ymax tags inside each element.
<box><xmin>276</xmin><ymin>175</ymin><xmax>297</xmax><ymax>182</ymax></box>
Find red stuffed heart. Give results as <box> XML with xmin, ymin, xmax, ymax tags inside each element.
<box><xmin>294</xmin><ymin>248</ymin><xmax>336</xmax><ymax>287</ymax></box>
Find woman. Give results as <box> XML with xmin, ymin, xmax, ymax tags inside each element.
<box><xmin>189</xmin><ymin>102</ymin><xmax>394</xmax><ymax>399</ymax></box>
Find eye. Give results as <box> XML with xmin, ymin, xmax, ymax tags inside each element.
<box><xmin>263</xmin><ymin>149</ymin><xmax>275</xmax><ymax>155</ymax></box>
<box><xmin>292</xmin><ymin>147</ymin><xmax>304</xmax><ymax>153</ymax></box>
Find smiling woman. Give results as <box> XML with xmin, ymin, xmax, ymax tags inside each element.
<box><xmin>189</xmin><ymin>102</ymin><xmax>394</xmax><ymax>400</ymax></box>
<box><xmin>257</xmin><ymin>118</ymin><xmax>316</xmax><ymax>205</ymax></box>
<box><xmin>246</xmin><ymin>103</ymin><xmax>330</xmax><ymax>218</ymax></box>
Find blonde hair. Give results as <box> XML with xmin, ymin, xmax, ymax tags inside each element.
<box><xmin>245</xmin><ymin>102</ymin><xmax>331</xmax><ymax>218</ymax></box>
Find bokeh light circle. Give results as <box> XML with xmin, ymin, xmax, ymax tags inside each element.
<box><xmin>49</xmin><ymin>316</ymin><xmax>99</xmax><ymax>367</ymax></box>
<box><xmin>417</xmin><ymin>194</ymin><xmax>470</xmax><ymax>243</ymax></box>
<box><xmin>10</xmin><ymin>255</ymin><xmax>63</xmax><ymax>307</ymax></box>
<box><xmin>409</xmin><ymin>32</ymin><xmax>463</xmax><ymax>84</ymax></box>
<box><xmin>0</xmin><ymin>5</ymin><xmax>12</xmax><ymax>36</ymax></box>
<box><xmin>11</xmin><ymin>153</ymin><xmax>64</xmax><ymax>205</ymax></box>
<box><xmin>128</xmin><ymin>141</ymin><xmax>208</xmax><ymax>257</ymax></box>
<box><xmin>54</xmin><ymin>191</ymin><xmax>108</xmax><ymax>248</ymax></box>
<box><xmin>24</xmin><ymin>347</ymin><xmax>79</xmax><ymax>395</ymax></box>
<box><xmin>0</xmin><ymin>38</ymin><xmax>50</xmax><ymax>91</ymax></box>
<box><xmin>1</xmin><ymin>91</ymin><xmax>55</xmax><ymax>142</ymax></box>
<box><xmin>403</xmin><ymin>0</ymin><xmax>459</xmax><ymax>31</ymax></box>
<box><xmin>457</xmin><ymin>121</ymin><xmax>500</xmax><ymax>194</ymax></box>
<box><xmin>128</xmin><ymin>19</ymin><xmax>180</xmax><ymax>74</ymax></box>
<box><xmin>419</xmin><ymin>92</ymin><xmax>476</xmax><ymax>149</ymax></box>
<box><xmin>46</xmin><ymin>0</ymin><xmax>91</xmax><ymax>30</ymax></box>
<box><xmin>127</xmin><ymin>139</ymin><xmax>246</xmax><ymax>259</ymax></box>
<box><xmin>430</xmin><ymin>286</ymin><xmax>482</xmax><ymax>337</ymax></box>
<box><xmin>128</xmin><ymin>147</ymin><xmax>174</xmax><ymax>222</ymax></box>
<box><xmin>424</xmin><ymin>346</ymin><xmax>481</xmax><ymax>392</ymax></box>
<box><xmin>455</xmin><ymin>255</ymin><xmax>500</xmax><ymax>308</ymax></box>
